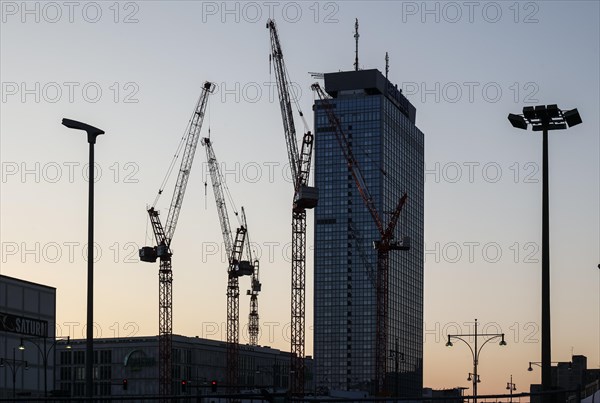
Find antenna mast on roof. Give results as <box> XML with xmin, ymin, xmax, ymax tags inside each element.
<box><xmin>385</xmin><ymin>52</ymin><xmax>389</xmax><ymax>79</ymax></box>
<box><xmin>354</xmin><ymin>18</ymin><xmax>359</xmax><ymax>71</ymax></box>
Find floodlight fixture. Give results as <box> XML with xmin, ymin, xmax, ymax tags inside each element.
<box><xmin>563</xmin><ymin>108</ymin><xmax>582</xmax><ymax>127</ymax></box>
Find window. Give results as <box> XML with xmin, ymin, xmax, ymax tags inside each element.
<box><xmin>60</xmin><ymin>351</ymin><xmax>72</xmax><ymax>365</ymax></box>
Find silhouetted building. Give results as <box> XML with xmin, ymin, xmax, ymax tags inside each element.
<box><xmin>313</xmin><ymin>69</ymin><xmax>424</xmax><ymax>396</ymax></box>
<box><xmin>530</xmin><ymin>355</ymin><xmax>600</xmax><ymax>402</ymax></box>
<box><xmin>54</xmin><ymin>335</ymin><xmax>313</xmax><ymax>398</ymax></box>
<box><xmin>0</xmin><ymin>275</ymin><xmax>56</xmax><ymax>398</ymax></box>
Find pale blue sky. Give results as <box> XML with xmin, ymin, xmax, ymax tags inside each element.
<box><xmin>1</xmin><ymin>0</ymin><xmax>598</xmax><ymax>393</ymax></box>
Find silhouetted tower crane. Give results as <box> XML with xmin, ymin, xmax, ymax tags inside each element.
<box><xmin>202</xmin><ymin>137</ymin><xmax>253</xmax><ymax>394</ymax></box>
<box><xmin>139</xmin><ymin>81</ymin><xmax>215</xmax><ymax>398</ymax></box>
<box><xmin>242</xmin><ymin>207</ymin><xmax>261</xmax><ymax>347</ymax></box>
<box><xmin>267</xmin><ymin>19</ymin><xmax>319</xmax><ymax>395</ymax></box>
<box><xmin>312</xmin><ymin>82</ymin><xmax>409</xmax><ymax>395</ymax></box>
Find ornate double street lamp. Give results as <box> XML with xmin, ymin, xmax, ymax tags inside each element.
<box><xmin>508</xmin><ymin>105</ymin><xmax>582</xmax><ymax>402</ymax></box>
<box><xmin>446</xmin><ymin>319</ymin><xmax>507</xmax><ymax>403</ymax></box>
<box><xmin>506</xmin><ymin>374</ymin><xmax>517</xmax><ymax>403</ymax></box>
<box><xmin>467</xmin><ymin>372</ymin><xmax>480</xmax><ymax>384</ymax></box>
<box><xmin>0</xmin><ymin>349</ymin><xmax>29</xmax><ymax>398</ymax></box>
<box><xmin>19</xmin><ymin>336</ymin><xmax>71</xmax><ymax>397</ymax></box>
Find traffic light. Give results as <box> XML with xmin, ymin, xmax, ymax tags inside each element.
<box><xmin>181</xmin><ymin>380</ymin><xmax>187</xmax><ymax>393</ymax></box>
<box><xmin>122</xmin><ymin>379</ymin><xmax>128</xmax><ymax>391</ymax></box>
<box><xmin>211</xmin><ymin>380</ymin><xmax>217</xmax><ymax>392</ymax></box>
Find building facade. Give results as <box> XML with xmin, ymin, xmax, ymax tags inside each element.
<box><xmin>530</xmin><ymin>355</ymin><xmax>600</xmax><ymax>402</ymax></box>
<box><xmin>0</xmin><ymin>274</ymin><xmax>57</xmax><ymax>399</ymax></box>
<box><xmin>313</xmin><ymin>69</ymin><xmax>424</xmax><ymax>396</ymax></box>
<box><xmin>54</xmin><ymin>335</ymin><xmax>313</xmax><ymax>399</ymax></box>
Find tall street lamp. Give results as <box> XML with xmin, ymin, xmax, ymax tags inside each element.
<box><xmin>506</xmin><ymin>374</ymin><xmax>517</xmax><ymax>403</ymax></box>
<box><xmin>19</xmin><ymin>336</ymin><xmax>71</xmax><ymax>397</ymax></box>
<box><xmin>446</xmin><ymin>318</ymin><xmax>507</xmax><ymax>403</ymax></box>
<box><xmin>62</xmin><ymin>118</ymin><xmax>105</xmax><ymax>399</ymax></box>
<box><xmin>508</xmin><ymin>105</ymin><xmax>582</xmax><ymax>402</ymax></box>
<box><xmin>0</xmin><ymin>349</ymin><xmax>29</xmax><ymax>398</ymax></box>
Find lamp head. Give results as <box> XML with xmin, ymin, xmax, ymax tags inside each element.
<box><xmin>65</xmin><ymin>336</ymin><xmax>72</xmax><ymax>349</ymax></box>
<box><xmin>499</xmin><ymin>336</ymin><xmax>507</xmax><ymax>346</ymax></box>
<box><xmin>528</xmin><ymin>363</ymin><xmax>533</xmax><ymax>372</ymax></box>
<box><xmin>467</xmin><ymin>374</ymin><xmax>472</xmax><ymax>382</ymax></box>
<box><xmin>563</xmin><ymin>108</ymin><xmax>582</xmax><ymax>127</ymax></box>
<box><xmin>546</xmin><ymin>104</ymin><xmax>560</xmax><ymax>118</ymax></box>
<box><xmin>445</xmin><ymin>336</ymin><xmax>453</xmax><ymax>347</ymax></box>
<box><xmin>18</xmin><ymin>339</ymin><xmax>25</xmax><ymax>350</ymax></box>
<box><xmin>508</xmin><ymin>113</ymin><xmax>528</xmax><ymax>130</ymax></box>
<box><xmin>523</xmin><ymin>106</ymin><xmax>536</xmax><ymax>120</ymax></box>
<box><xmin>62</xmin><ymin>118</ymin><xmax>105</xmax><ymax>144</ymax></box>
<box><xmin>534</xmin><ymin>105</ymin><xmax>549</xmax><ymax>122</ymax></box>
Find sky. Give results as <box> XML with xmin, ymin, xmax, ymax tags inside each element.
<box><xmin>1</xmin><ymin>0</ymin><xmax>599</xmax><ymax>396</ymax></box>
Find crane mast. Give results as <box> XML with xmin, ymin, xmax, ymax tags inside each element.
<box><xmin>247</xmin><ymin>259</ymin><xmax>260</xmax><ymax>346</ymax></box>
<box><xmin>242</xmin><ymin>207</ymin><xmax>261</xmax><ymax>347</ymax></box>
<box><xmin>312</xmin><ymin>82</ymin><xmax>409</xmax><ymax>395</ymax></box>
<box><xmin>139</xmin><ymin>81</ymin><xmax>215</xmax><ymax>398</ymax></box>
<box><xmin>202</xmin><ymin>137</ymin><xmax>253</xmax><ymax>394</ymax></box>
<box><xmin>267</xmin><ymin>19</ymin><xmax>318</xmax><ymax>396</ymax></box>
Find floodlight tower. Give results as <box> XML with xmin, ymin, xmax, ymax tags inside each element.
<box><xmin>508</xmin><ymin>105</ymin><xmax>582</xmax><ymax>401</ymax></box>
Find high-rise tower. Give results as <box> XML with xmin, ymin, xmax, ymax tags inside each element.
<box><xmin>313</xmin><ymin>69</ymin><xmax>424</xmax><ymax>396</ymax></box>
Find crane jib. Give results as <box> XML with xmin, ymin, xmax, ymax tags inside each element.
<box><xmin>139</xmin><ymin>81</ymin><xmax>215</xmax><ymax>262</ymax></box>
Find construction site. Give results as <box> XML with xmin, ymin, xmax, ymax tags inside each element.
<box><xmin>2</xmin><ymin>2</ymin><xmax>599</xmax><ymax>403</ymax></box>
<box><xmin>132</xmin><ymin>19</ymin><xmax>412</xmax><ymax>399</ymax></box>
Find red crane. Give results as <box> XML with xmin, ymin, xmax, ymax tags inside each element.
<box><xmin>202</xmin><ymin>137</ymin><xmax>254</xmax><ymax>394</ymax></box>
<box><xmin>139</xmin><ymin>81</ymin><xmax>215</xmax><ymax>397</ymax></box>
<box><xmin>267</xmin><ymin>19</ymin><xmax>318</xmax><ymax>395</ymax></box>
<box><xmin>312</xmin><ymin>82</ymin><xmax>409</xmax><ymax>395</ymax></box>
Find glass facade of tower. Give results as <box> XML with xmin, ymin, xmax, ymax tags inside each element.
<box><xmin>313</xmin><ymin>70</ymin><xmax>424</xmax><ymax>396</ymax></box>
